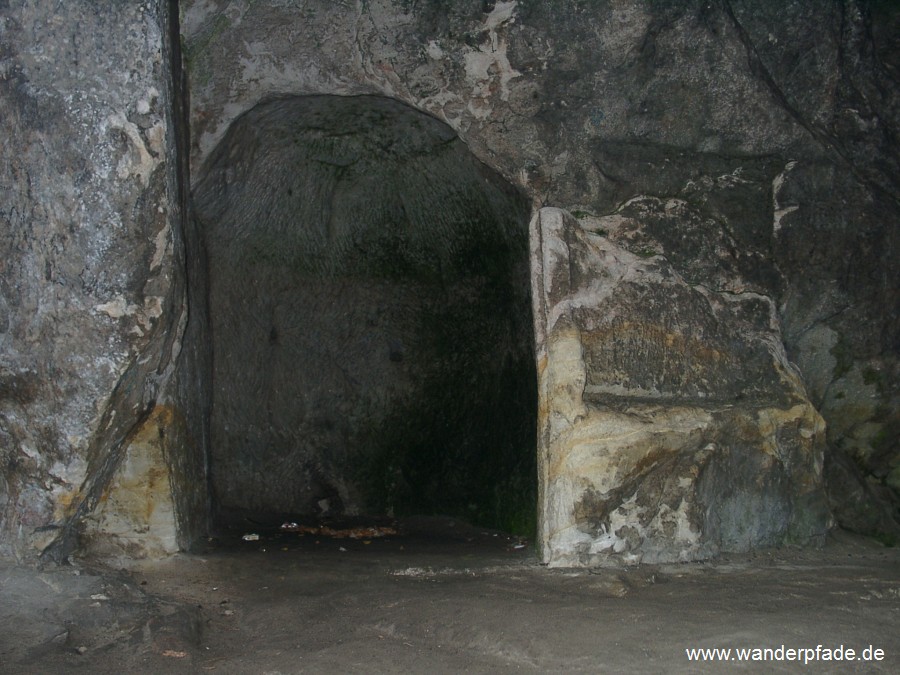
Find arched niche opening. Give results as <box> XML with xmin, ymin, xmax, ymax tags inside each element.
<box><xmin>192</xmin><ymin>94</ymin><xmax>537</xmax><ymax>536</ymax></box>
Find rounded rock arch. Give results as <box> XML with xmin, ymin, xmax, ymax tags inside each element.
<box><xmin>190</xmin><ymin>94</ymin><xmax>538</xmax><ymax>532</ymax></box>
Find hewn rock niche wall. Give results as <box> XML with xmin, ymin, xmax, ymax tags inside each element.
<box><xmin>0</xmin><ymin>0</ymin><xmax>897</xmax><ymax>564</ymax></box>
<box><xmin>180</xmin><ymin>0</ymin><xmax>897</xmax><ymax>561</ymax></box>
<box><xmin>193</xmin><ymin>94</ymin><xmax>536</xmax><ymax>531</ymax></box>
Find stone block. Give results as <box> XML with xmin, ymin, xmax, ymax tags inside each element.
<box><xmin>532</xmin><ymin>208</ymin><xmax>828</xmax><ymax>565</ymax></box>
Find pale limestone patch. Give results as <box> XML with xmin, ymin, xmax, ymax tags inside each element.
<box><xmin>150</xmin><ymin>222</ymin><xmax>171</xmax><ymax>271</ymax></box>
<box><xmin>107</xmin><ymin>111</ymin><xmax>160</xmax><ymax>187</ymax></box>
<box><xmin>95</xmin><ymin>295</ymin><xmax>163</xmax><ymax>337</ymax></box>
<box><xmin>463</xmin><ymin>0</ymin><xmax>522</xmax><ymax>119</ymax></box>
<box><xmin>425</xmin><ymin>40</ymin><xmax>443</xmax><ymax>60</ymax></box>
<box><xmin>85</xmin><ymin>407</ymin><xmax>178</xmax><ymax>559</ymax></box>
<box><xmin>146</xmin><ymin>120</ymin><xmax>166</xmax><ymax>156</ymax></box>
<box><xmin>772</xmin><ymin>160</ymin><xmax>799</xmax><ymax>234</ymax></box>
<box><xmin>95</xmin><ymin>295</ymin><xmax>139</xmax><ymax>319</ymax></box>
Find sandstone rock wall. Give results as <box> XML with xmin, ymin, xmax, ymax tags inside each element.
<box><xmin>182</xmin><ymin>0</ymin><xmax>898</xmax><ymax>555</ymax></box>
<box><xmin>0</xmin><ymin>0</ymin><xmax>896</xmax><ymax>563</ymax></box>
<box><xmin>0</xmin><ymin>1</ymin><xmax>189</xmax><ymax>561</ymax></box>
<box><xmin>532</xmin><ymin>208</ymin><xmax>827</xmax><ymax>563</ymax></box>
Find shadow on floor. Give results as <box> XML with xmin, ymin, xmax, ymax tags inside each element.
<box><xmin>1</xmin><ymin>526</ymin><xmax>898</xmax><ymax>673</ymax></box>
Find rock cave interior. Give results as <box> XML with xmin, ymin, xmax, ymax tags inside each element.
<box><xmin>2</xmin><ymin>0</ymin><xmax>898</xmax><ymax>572</ymax></box>
<box><xmin>2</xmin><ymin>1</ymin><xmax>899</xmax><ymax>669</ymax></box>
<box><xmin>192</xmin><ymin>95</ymin><xmax>538</xmax><ymax>538</ymax></box>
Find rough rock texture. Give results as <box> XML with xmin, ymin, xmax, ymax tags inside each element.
<box><xmin>82</xmin><ymin>405</ymin><xmax>179</xmax><ymax>560</ymax></box>
<box><xmin>0</xmin><ymin>0</ymin><xmax>897</xmax><ymax>564</ymax></box>
<box><xmin>181</xmin><ymin>0</ymin><xmax>898</xmax><ymax>558</ymax></box>
<box><xmin>533</xmin><ymin>208</ymin><xmax>827</xmax><ymax>564</ymax></box>
<box><xmin>0</xmin><ymin>1</ymin><xmax>188</xmax><ymax>561</ymax></box>
<box><xmin>193</xmin><ymin>94</ymin><xmax>536</xmax><ymax>529</ymax></box>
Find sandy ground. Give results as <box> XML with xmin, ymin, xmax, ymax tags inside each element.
<box><xmin>1</xmin><ymin>520</ymin><xmax>898</xmax><ymax>674</ymax></box>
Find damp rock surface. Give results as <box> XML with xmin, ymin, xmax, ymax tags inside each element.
<box><xmin>0</xmin><ymin>0</ymin><xmax>898</xmax><ymax>564</ymax></box>
<box><xmin>0</xmin><ymin>0</ymin><xmax>182</xmax><ymax>561</ymax></box>
<box><xmin>193</xmin><ymin>95</ymin><xmax>536</xmax><ymax>530</ymax></box>
<box><xmin>3</xmin><ymin>531</ymin><xmax>898</xmax><ymax>673</ymax></box>
<box><xmin>182</xmin><ymin>0</ymin><xmax>900</xmax><ymax>546</ymax></box>
<box><xmin>532</xmin><ymin>208</ymin><xmax>828</xmax><ymax>564</ymax></box>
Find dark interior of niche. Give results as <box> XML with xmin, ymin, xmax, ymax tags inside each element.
<box><xmin>191</xmin><ymin>94</ymin><xmax>537</xmax><ymax>537</ymax></box>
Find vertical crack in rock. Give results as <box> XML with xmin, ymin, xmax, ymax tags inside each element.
<box><xmin>38</xmin><ymin>1</ymin><xmax>189</xmax><ymax>563</ymax></box>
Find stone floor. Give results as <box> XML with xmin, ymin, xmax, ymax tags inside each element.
<box><xmin>1</xmin><ymin>521</ymin><xmax>898</xmax><ymax>673</ymax></box>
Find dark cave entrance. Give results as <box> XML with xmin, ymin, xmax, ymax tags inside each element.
<box><xmin>192</xmin><ymin>95</ymin><xmax>537</xmax><ymax>537</ymax></box>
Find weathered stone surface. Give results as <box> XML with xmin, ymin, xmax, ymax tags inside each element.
<box><xmin>179</xmin><ymin>0</ymin><xmax>899</xmax><ymax>550</ymax></box>
<box><xmin>193</xmin><ymin>94</ymin><xmax>536</xmax><ymax>528</ymax></box>
<box><xmin>0</xmin><ymin>1</ymin><xmax>185</xmax><ymax>560</ymax></box>
<box><xmin>0</xmin><ymin>0</ymin><xmax>897</xmax><ymax>564</ymax></box>
<box><xmin>82</xmin><ymin>405</ymin><xmax>178</xmax><ymax>560</ymax></box>
<box><xmin>532</xmin><ymin>208</ymin><xmax>827</xmax><ymax>564</ymax></box>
